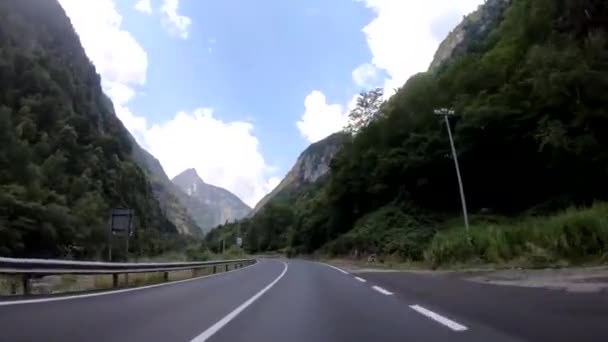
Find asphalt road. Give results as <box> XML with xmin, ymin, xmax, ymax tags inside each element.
<box><xmin>0</xmin><ymin>259</ymin><xmax>605</xmax><ymax>342</ymax></box>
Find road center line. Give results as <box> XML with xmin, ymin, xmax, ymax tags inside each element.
<box><xmin>0</xmin><ymin>261</ymin><xmax>259</xmax><ymax>306</ymax></box>
<box><xmin>409</xmin><ymin>304</ymin><xmax>468</xmax><ymax>332</ymax></box>
<box><xmin>323</xmin><ymin>263</ymin><xmax>349</xmax><ymax>274</ymax></box>
<box><xmin>372</xmin><ymin>285</ymin><xmax>393</xmax><ymax>295</ymax></box>
<box><xmin>354</xmin><ymin>276</ymin><xmax>367</xmax><ymax>283</ymax></box>
<box><xmin>190</xmin><ymin>261</ymin><xmax>288</xmax><ymax>342</ymax></box>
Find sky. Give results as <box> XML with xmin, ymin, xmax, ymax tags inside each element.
<box><xmin>57</xmin><ymin>0</ymin><xmax>484</xmax><ymax>207</ymax></box>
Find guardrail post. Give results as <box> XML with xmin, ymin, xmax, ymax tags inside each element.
<box><xmin>10</xmin><ymin>279</ymin><xmax>17</xmax><ymax>294</ymax></box>
<box><xmin>225</xmin><ymin>264</ymin><xmax>229</xmax><ymax>272</ymax></box>
<box><xmin>22</xmin><ymin>274</ymin><xmax>30</xmax><ymax>295</ymax></box>
<box><xmin>113</xmin><ymin>274</ymin><xmax>119</xmax><ymax>288</ymax></box>
<box><xmin>213</xmin><ymin>265</ymin><xmax>216</xmax><ymax>274</ymax></box>
<box><xmin>163</xmin><ymin>272</ymin><xmax>169</xmax><ymax>282</ymax></box>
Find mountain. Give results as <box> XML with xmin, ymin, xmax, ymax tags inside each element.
<box><xmin>428</xmin><ymin>0</ymin><xmax>511</xmax><ymax>72</ymax></box>
<box><xmin>206</xmin><ymin>0</ymin><xmax>608</xmax><ymax>262</ymax></box>
<box><xmin>130</xmin><ymin>142</ymin><xmax>201</xmax><ymax>236</ymax></box>
<box><xmin>0</xmin><ymin>0</ymin><xmax>187</xmax><ymax>258</ymax></box>
<box><xmin>252</xmin><ymin>132</ymin><xmax>349</xmax><ymax>214</ymax></box>
<box><xmin>172</xmin><ymin>169</ymin><xmax>251</xmax><ymax>231</ymax></box>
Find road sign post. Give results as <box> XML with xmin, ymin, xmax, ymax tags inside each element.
<box><xmin>108</xmin><ymin>208</ymin><xmax>134</xmax><ymax>262</ymax></box>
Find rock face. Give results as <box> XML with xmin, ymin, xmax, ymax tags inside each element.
<box><xmin>172</xmin><ymin>169</ymin><xmax>251</xmax><ymax>231</ymax></box>
<box><xmin>130</xmin><ymin>143</ymin><xmax>202</xmax><ymax>236</ymax></box>
<box><xmin>252</xmin><ymin>132</ymin><xmax>349</xmax><ymax>214</ymax></box>
<box><xmin>429</xmin><ymin>0</ymin><xmax>511</xmax><ymax>72</ymax></box>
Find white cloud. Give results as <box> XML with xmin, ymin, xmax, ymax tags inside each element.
<box><xmin>135</xmin><ymin>0</ymin><xmax>152</xmax><ymax>14</ymax></box>
<box><xmin>59</xmin><ymin>0</ymin><xmax>275</xmax><ymax>207</ymax></box>
<box><xmin>143</xmin><ymin>109</ymin><xmax>276</xmax><ymax>207</ymax></box>
<box><xmin>297</xmin><ymin>91</ymin><xmax>356</xmax><ymax>143</ymax></box>
<box><xmin>296</xmin><ymin>1</ymin><xmax>484</xmax><ymax>142</ymax></box>
<box><xmin>161</xmin><ymin>0</ymin><xmax>192</xmax><ymax>39</ymax></box>
<box><xmin>265</xmin><ymin>177</ymin><xmax>281</xmax><ymax>192</ymax></box>
<box><xmin>352</xmin><ymin>63</ymin><xmax>379</xmax><ymax>88</ymax></box>
<box><xmin>357</xmin><ymin>0</ymin><xmax>484</xmax><ymax>96</ymax></box>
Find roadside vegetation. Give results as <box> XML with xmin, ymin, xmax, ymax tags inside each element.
<box><xmin>426</xmin><ymin>203</ymin><xmax>608</xmax><ymax>268</ymax></box>
<box><xmin>207</xmin><ymin>0</ymin><xmax>608</xmax><ymax>270</ymax></box>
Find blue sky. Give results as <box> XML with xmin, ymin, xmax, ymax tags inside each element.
<box><xmin>58</xmin><ymin>0</ymin><xmax>483</xmax><ymax>206</ymax></box>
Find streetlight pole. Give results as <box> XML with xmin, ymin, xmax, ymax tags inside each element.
<box><xmin>434</xmin><ymin>108</ymin><xmax>470</xmax><ymax>231</ymax></box>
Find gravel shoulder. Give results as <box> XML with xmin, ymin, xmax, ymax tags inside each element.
<box><xmin>327</xmin><ymin>259</ymin><xmax>608</xmax><ymax>293</ymax></box>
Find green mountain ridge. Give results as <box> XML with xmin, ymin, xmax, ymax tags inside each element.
<box><xmin>0</xmin><ymin>0</ymin><xmax>190</xmax><ymax>259</ymax></box>
<box><xmin>206</xmin><ymin>0</ymin><xmax>608</xmax><ymax>262</ymax></box>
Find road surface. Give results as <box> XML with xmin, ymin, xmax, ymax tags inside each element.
<box><xmin>0</xmin><ymin>259</ymin><xmax>606</xmax><ymax>341</ymax></box>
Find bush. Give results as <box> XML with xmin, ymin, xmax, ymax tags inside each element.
<box><xmin>185</xmin><ymin>244</ymin><xmax>211</xmax><ymax>261</ymax></box>
<box><xmin>425</xmin><ymin>203</ymin><xmax>608</xmax><ymax>267</ymax></box>
<box><xmin>322</xmin><ymin>205</ymin><xmax>435</xmax><ymax>261</ymax></box>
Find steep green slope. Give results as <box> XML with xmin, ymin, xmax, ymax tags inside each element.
<box><xmin>211</xmin><ymin>0</ymin><xmax>608</xmax><ymax>261</ymax></box>
<box><xmin>0</xmin><ymin>0</ymin><xmax>184</xmax><ymax>259</ymax></box>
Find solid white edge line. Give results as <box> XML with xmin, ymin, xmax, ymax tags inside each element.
<box><xmin>354</xmin><ymin>276</ymin><xmax>366</xmax><ymax>283</ymax></box>
<box><xmin>190</xmin><ymin>261</ymin><xmax>289</xmax><ymax>342</ymax></box>
<box><xmin>322</xmin><ymin>263</ymin><xmax>349</xmax><ymax>274</ymax></box>
<box><xmin>371</xmin><ymin>285</ymin><xmax>393</xmax><ymax>295</ymax></box>
<box><xmin>409</xmin><ymin>304</ymin><xmax>468</xmax><ymax>332</ymax></box>
<box><xmin>0</xmin><ymin>260</ymin><xmax>259</xmax><ymax>306</ymax></box>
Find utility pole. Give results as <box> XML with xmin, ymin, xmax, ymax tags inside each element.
<box><xmin>434</xmin><ymin>108</ymin><xmax>470</xmax><ymax>231</ymax></box>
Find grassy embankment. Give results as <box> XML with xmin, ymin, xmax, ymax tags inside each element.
<box><xmin>324</xmin><ymin>203</ymin><xmax>608</xmax><ymax>271</ymax></box>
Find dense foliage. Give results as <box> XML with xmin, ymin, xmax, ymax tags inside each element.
<box><xmin>0</xmin><ymin>0</ymin><xmax>185</xmax><ymax>259</ymax></box>
<box><xmin>209</xmin><ymin>0</ymin><xmax>608</xmax><ymax>263</ymax></box>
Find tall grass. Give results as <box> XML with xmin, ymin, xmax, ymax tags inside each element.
<box><xmin>425</xmin><ymin>203</ymin><xmax>608</xmax><ymax>268</ymax></box>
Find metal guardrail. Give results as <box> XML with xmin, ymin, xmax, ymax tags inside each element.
<box><xmin>0</xmin><ymin>257</ymin><xmax>256</xmax><ymax>295</ymax></box>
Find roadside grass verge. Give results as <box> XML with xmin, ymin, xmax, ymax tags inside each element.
<box><xmin>0</xmin><ymin>246</ymin><xmax>250</xmax><ymax>296</ymax></box>
<box><xmin>424</xmin><ymin>203</ymin><xmax>608</xmax><ymax>268</ymax></box>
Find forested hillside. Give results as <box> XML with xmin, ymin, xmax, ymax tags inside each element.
<box><xmin>0</xmin><ymin>0</ymin><xmax>187</xmax><ymax>259</ymax></box>
<box><xmin>207</xmin><ymin>0</ymin><xmax>608</xmax><ymax>265</ymax></box>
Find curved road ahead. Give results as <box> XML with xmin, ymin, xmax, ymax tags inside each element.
<box><xmin>1</xmin><ymin>259</ymin><xmax>607</xmax><ymax>341</ymax></box>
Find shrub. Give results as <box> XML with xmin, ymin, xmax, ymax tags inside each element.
<box><xmin>425</xmin><ymin>203</ymin><xmax>608</xmax><ymax>267</ymax></box>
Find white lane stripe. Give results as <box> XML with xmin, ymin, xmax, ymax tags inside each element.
<box><xmin>0</xmin><ymin>261</ymin><xmax>259</xmax><ymax>306</ymax></box>
<box><xmin>372</xmin><ymin>285</ymin><xmax>393</xmax><ymax>295</ymax></box>
<box><xmin>354</xmin><ymin>276</ymin><xmax>366</xmax><ymax>283</ymax></box>
<box><xmin>409</xmin><ymin>304</ymin><xmax>468</xmax><ymax>332</ymax></box>
<box><xmin>190</xmin><ymin>261</ymin><xmax>288</xmax><ymax>342</ymax></box>
<box><xmin>323</xmin><ymin>263</ymin><xmax>349</xmax><ymax>274</ymax></box>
